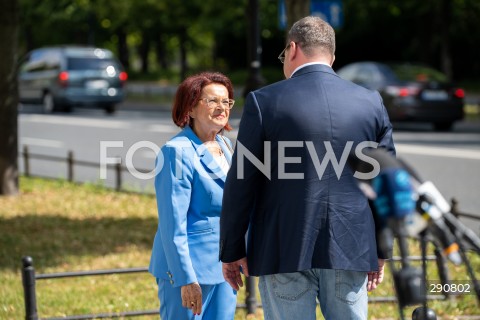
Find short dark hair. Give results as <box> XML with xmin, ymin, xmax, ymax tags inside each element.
<box><xmin>172</xmin><ymin>72</ymin><xmax>234</xmax><ymax>131</ymax></box>
<box><xmin>288</xmin><ymin>16</ymin><xmax>335</xmax><ymax>58</ymax></box>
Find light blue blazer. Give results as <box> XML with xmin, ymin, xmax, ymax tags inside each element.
<box><xmin>149</xmin><ymin>126</ymin><xmax>233</xmax><ymax>288</ymax></box>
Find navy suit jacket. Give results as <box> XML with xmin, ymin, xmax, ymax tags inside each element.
<box><xmin>220</xmin><ymin>64</ymin><xmax>395</xmax><ymax>276</ymax></box>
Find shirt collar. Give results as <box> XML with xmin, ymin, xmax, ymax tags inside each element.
<box><xmin>290</xmin><ymin>62</ymin><xmax>332</xmax><ymax>78</ymax></box>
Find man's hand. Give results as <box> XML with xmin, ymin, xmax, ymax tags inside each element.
<box><xmin>367</xmin><ymin>259</ymin><xmax>385</xmax><ymax>291</ymax></box>
<box><xmin>222</xmin><ymin>257</ymin><xmax>249</xmax><ymax>291</ymax></box>
<box><xmin>181</xmin><ymin>282</ymin><xmax>202</xmax><ymax>315</ymax></box>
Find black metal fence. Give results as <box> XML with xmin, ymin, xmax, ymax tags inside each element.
<box><xmin>21</xmin><ymin>257</ymin><xmax>158</xmax><ymax>320</ymax></box>
<box><xmin>21</xmin><ymin>256</ymin><xmax>260</xmax><ymax>320</ymax></box>
<box><xmin>22</xmin><ymin>254</ymin><xmax>455</xmax><ymax>320</ymax></box>
<box><xmin>21</xmin><ymin>145</ymin><xmax>151</xmax><ymax>193</ymax></box>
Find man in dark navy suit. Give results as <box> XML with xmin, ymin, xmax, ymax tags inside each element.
<box><xmin>220</xmin><ymin>16</ymin><xmax>395</xmax><ymax>319</ymax></box>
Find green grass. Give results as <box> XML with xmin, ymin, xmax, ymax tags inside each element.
<box><xmin>0</xmin><ymin>177</ymin><xmax>479</xmax><ymax>319</ymax></box>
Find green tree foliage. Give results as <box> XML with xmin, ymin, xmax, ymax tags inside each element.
<box><xmin>16</xmin><ymin>0</ymin><xmax>480</xmax><ymax>81</ymax></box>
<box><xmin>335</xmin><ymin>0</ymin><xmax>480</xmax><ymax>80</ymax></box>
<box><xmin>20</xmin><ymin>0</ymin><xmax>97</xmax><ymax>49</ymax></box>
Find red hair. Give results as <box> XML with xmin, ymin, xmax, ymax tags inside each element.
<box><xmin>172</xmin><ymin>72</ymin><xmax>234</xmax><ymax>131</ymax></box>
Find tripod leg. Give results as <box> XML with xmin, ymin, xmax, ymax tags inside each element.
<box><xmin>388</xmin><ymin>258</ymin><xmax>405</xmax><ymax>320</ymax></box>
<box><xmin>447</xmin><ymin>213</ymin><xmax>480</xmax><ymax>303</ymax></box>
<box><xmin>412</xmin><ymin>232</ymin><xmax>438</xmax><ymax>320</ymax></box>
<box><xmin>421</xmin><ymin>232</ymin><xmax>428</xmax><ymax>319</ymax></box>
<box><xmin>456</xmin><ymin>238</ymin><xmax>480</xmax><ymax>303</ymax></box>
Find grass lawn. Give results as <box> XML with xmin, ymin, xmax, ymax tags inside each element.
<box><xmin>0</xmin><ymin>177</ymin><xmax>479</xmax><ymax>319</ymax></box>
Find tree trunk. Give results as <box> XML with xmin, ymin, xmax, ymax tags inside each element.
<box><xmin>439</xmin><ymin>0</ymin><xmax>453</xmax><ymax>80</ymax></box>
<box><xmin>179</xmin><ymin>27</ymin><xmax>188</xmax><ymax>81</ymax></box>
<box><xmin>117</xmin><ymin>26</ymin><xmax>130</xmax><ymax>69</ymax></box>
<box><xmin>140</xmin><ymin>31</ymin><xmax>151</xmax><ymax>74</ymax></box>
<box><xmin>285</xmin><ymin>0</ymin><xmax>310</xmax><ymax>29</ymax></box>
<box><xmin>0</xmin><ymin>0</ymin><xmax>19</xmax><ymax>196</ymax></box>
<box><xmin>243</xmin><ymin>0</ymin><xmax>265</xmax><ymax>97</ymax></box>
<box><xmin>155</xmin><ymin>32</ymin><xmax>169</xmax><ymax>70</ymax></box>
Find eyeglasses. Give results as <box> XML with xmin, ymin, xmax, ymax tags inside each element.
<box><xmin>278</xmin><ymin>43</ymin><xmax>292</xmax><ymax>64</ymax></box>
<box><xmin>201</xmin><ymin>97</ymin><xmax>235</xmax><ymax>109</ymax></box>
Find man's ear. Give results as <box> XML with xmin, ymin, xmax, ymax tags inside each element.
<box><xmin>330</xmin><ymin>55</ymin><xmax>336</xmax><ymax>67</ymax></box>
<box><xmin>289</xmin><ymin>41</ymin><xmax>299</xmax><ymax>61</ymax></box>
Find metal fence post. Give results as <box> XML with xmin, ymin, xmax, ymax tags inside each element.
<box><xmin>23</xmin><ymin>146</ymin><xmax>30</xmax><ymax>177</ymax></box>
<box><xmin>67</xmin><ymin>151</ymin><xmax>74</xmax><ymax>182</ymax></box>
<box><xmin>434</xmin><ymin>246</ymin><xmax>450</xmax><ymax>299</ymax></box>
<box><xmin>115</xmin><ymin>163</ymin><xmax>122</xmax><ymax>191</ymax></box>
<box><xmin>450</xmin><ymin>198</ymin><xmax>459</xmax><ymax>217</ymax></box>
<box><xmin>21</xmin><ymin>256</ymin><xmax>38</xmax><ymax>320</ymax></box>
<box><xmin>245</xmin><ymin>276</ymin><xmax>257</xmax><ymax>315</ymax></box>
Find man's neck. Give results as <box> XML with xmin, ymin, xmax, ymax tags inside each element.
<box><xmin>290</xmin><ymin>61</ymin><xmax>331</xmax><ymax>78</ymax></box>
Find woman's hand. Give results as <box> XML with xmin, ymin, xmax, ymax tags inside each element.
<box><xmin>181</xmin><ymin>282</ymin><xmax>202</xmax><ymax>315</ymax></box>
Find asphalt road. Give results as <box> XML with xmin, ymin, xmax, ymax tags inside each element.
<box><xmin>18</xmin><ymin>103</ymin><xmax>480</xmax><ymax>243</ymax></box>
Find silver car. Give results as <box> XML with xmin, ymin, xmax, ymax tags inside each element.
<box><xmin>18</xmin><ymin>46</ymin><xmax>127</xmax><ymax>114</ymax></box>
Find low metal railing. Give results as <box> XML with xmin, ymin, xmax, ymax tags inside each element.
<box><xmin>21</xmin><ymin>256</ymin><xmax>257</xmax><ymax>320</ymax></box>
<box><xmin>21</xmin><ymin>254</ymin><xmax>454</xmax><ymax>320</ymax></box>
<box><xmin>20</xmin><ymin>145</ymin><xmax>151</xmax><ymax>193</ymax></box>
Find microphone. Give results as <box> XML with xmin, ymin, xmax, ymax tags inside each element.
<box><xmin>349</xmin><ymin>147</ymin><xmax>416</xmax><ymax>220</ymax></box>
<box><xmin>372</xmin><ymin>166</ymin><xmax>416</xmax><ymax>259</ymax></box>
<box><xmin>397</xmin><ymin>158</ymin><xmax>462</xmax><ymax>265</ymax></box>
<box><xmin>349</xmin><ymin>148</ymin><xmax>417</xmax><ymax>258</ymax></box>
<box><xmin>350</xmin><ymin>148</ymin><xmax>462</xmax><ymax>265</ymax></box>
<box><xmin>416</xmin><ymin>182</ymin><xmax>462</xmax><ymax>265</ymax></box>
<box><xmin>371</xmin><ymin>167</ymin><xmax>415</xmax><ymax>220</ymax></box>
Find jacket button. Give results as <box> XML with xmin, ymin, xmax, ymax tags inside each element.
<box><xmin>170</xmin><ymin>280</ymin><xmax>174</xmax><ymax>285</ymax></box>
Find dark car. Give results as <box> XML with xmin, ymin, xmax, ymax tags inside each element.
<box><xmin>336</xmin><ymin>62</ymin><xmax>465</xmax><ymax>131</ymax></box>
<box><xmin>18</xmin><ymin>46</ymin><xmax>128</xmax><ymax>114</ymax></box>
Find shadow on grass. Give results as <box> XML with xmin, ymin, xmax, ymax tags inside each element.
<box><xmin>0</xmin><ymin>214</ymin><xmax>157</xmax><ymax>271</ymax></box>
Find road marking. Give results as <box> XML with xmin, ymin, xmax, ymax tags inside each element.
<box><xmin>140</xmin><ymin>150</ymin><xmax>157</xmax><ymax>159</ymax></box>
<box><xmin>147</xmin><ymin>124</ymin><xmax>180</xmax><ymax>133</ymax></box>
<box><xmin>20</xmin><ymin>137</ymin><xmax>64</xmax><ymax>148</ymax></box>
<box><xmin>397</xmin><ymin>144</ymin><xmax>480</xmax><ymax>160</ymax></box>
<box><xmin>21</xmin><ymin>114</ymin><xmax>130</xmax><ymax>129</ymax></box>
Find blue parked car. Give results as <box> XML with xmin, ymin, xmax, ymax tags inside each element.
<box><xmin>18</xmin><ymin>46</ymin><xmax>128</xmax><ymax>114</ymax></box>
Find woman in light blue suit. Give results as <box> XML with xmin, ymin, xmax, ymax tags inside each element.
<box><xmin>149</xmin><ymin>72</ymin><xmax>237</xmax><ymax>319</ymax></box>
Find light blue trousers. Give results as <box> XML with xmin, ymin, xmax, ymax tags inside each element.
<box><xmin>156</xmin><ymin>279</ymin><xmax>237</xmax><ymax>320</ymax></box>
<box><xmin>258</xmin><ymin>268</ymin><xmax>368</xmax><ymax>320</ymax></box>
